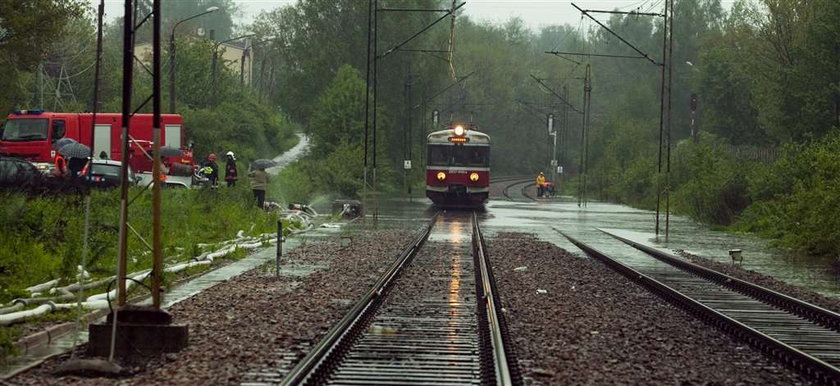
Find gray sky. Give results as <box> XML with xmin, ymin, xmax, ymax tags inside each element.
<box><xmin>92</xmin><ymin>0</ymin><xmax>736</xmax><ymax>31</ymax></box>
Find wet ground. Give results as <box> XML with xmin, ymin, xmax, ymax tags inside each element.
<box><xmin>378</xmin><ymin>182</ymin><xmax>840</xmax><ymax>299</ymax></box>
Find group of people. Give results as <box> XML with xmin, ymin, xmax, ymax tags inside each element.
<box><xmin>200</xmin><ymin>152</ymin><xmax>269</xmax><ymax>209</ymax></box>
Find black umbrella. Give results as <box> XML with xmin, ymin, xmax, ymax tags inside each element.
<box><xmin>52</xmin><ymin>137</ymin><xmax>77</xmax><ymax>151</ymax></box>
<box><xmin>251</xmin><ymin>159</ymin><xmax>276</xmax><ymax>170</ymax></box>
<box><xmin>157</xmin><ymin>147</ymin><xmax>184</xmax><ymax>157</ymax></box>
<box><xmin>58</xmin><ymin>142</ymin><xmax>92</xmax><ymax>159</ymax></box>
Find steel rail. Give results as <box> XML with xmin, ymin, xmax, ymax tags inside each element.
<box><xmin>520</xmin><ymin>182</ymin><xmax>538</xmax><ymax>201</ymax></box>
<box><xmin>280</xmin><ymin>215</ymin><xmax>438</xmax><ymax>385</ymax></box>
<box><xmin>472</xmin><ymin>213</ymin><xmax>523</xmax><ymax>386</ymax></box>
<box><xmin>495</xmin><ymin>179</ymin><xmax>534</xmax><ymax>202</ymax></box>
<box><xmin>600</xmin><ymin>228</ymin><xmax>840</xmax><ymax>333</ymax></box>
<box><xmin>559</xmin><ymin>231</ymin><xmax>840</xmax><ymax>385</ymax></box>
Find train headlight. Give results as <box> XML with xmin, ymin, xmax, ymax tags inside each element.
<box><xmin>436</xmin><ymin>172</ymin><xmax>446</xmax><ymax>181</ymax></box>
<box><xmin>454</xmin><ymin>125</ymin><xmax>465</xmax><ymax>136</ymax></box>
<box><xmin>469</xmin><ymin>172</ymin><xmax>479</xmax><ymax>182</ymax></box>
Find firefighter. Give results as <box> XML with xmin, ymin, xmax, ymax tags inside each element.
<box><xmin>536</xmin><ymin>172</ymin><xmax>546</xmax><ymax>198</ymax></box>
<box><xmin>203</xmin><ymin>153</ymin><xmax>219</xmax><ymax>187</ymax></box>
<box><xmin>248</xmin><ymin>165</ymin><xmax>268</xmax><ymax>209</ymax></box>
<box><xmin>53</xmin><ymin>154</ymin><xmax>69</xmax><ymax>179</ymax></box>
<box><xmin>224</xmin><ymin>151</ymin><xmax>238</xmax><ymax>187</ymax></box>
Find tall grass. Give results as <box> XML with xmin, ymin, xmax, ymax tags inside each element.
<box><xmin>0</xmin><ymin>184</ymin><xmax>282</xmax><ymax>303</ymax></box>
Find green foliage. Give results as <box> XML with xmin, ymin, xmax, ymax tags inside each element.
<box><xmin>0</xmin><ymin>0</ymin><xmax>85</xmax><ymax>112</ymax></box>
<box><xmin>737</xmin><ymin>131</ymin><xmax>840</xmax><ymax>256</ymax></box>
<box><xmin>670</xmin><ymin>135</ymin><xmax>750</xmax><ymax>224</ymax></box>
<box><xmin>306</xmin><ymin>65</ymin><xmax>367</xmax><ymax>158</ymax></box>
<box><xmin>0</xmin><ymin>185</ymin><xmax>283</xmax><ymax>303</ymax></box>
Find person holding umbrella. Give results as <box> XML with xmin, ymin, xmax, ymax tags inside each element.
<box><xmin>248</xmin><ymin>159</ymin><xmax>273</xmax><ymax>209</ymax></box>
<box><xmin>224</xmin><ymin>151</ymin><xmax>238</xmax><ymax>187</ymax></box>
<box><xmin>58</xmin><ymin>142</ymin><xmax>92</xmax><ymax>180</ymax></box>
<box><xmin>52</xmin><ymin>138</ymin><xmax>76</xmax><ymax>178</ymax></box>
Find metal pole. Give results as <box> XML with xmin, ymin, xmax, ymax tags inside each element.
<box><xmin>117</xmin><ymin>0</ymin><xmax>135</xmax><ymax>308</ymax></box>
<box><xmin>583</xmin><ymin>64</ymin><xmax>591</xmax><ymax>207</ymax></box>
<box><xmin>363</xmin><ymin>0</ymin><xmax>372</xmax><ymax>221</ymax></box>
<box><xmin>151</xmin><ymin>0</ymin><xmax>163</xmax><ymax>309</ymax></box>
<box><xmin>665</xmin><ymin>0</ymin><xmax>674</xmax><ymax>238</ymax></box>
<box><xmin>89</xmin><ymin>0</ymin><xmax>104</xmax><ymax>160</ymax></box>
<box><xmin>655</xmin><ymin>0</ymin><xmax>668</xmax><ymax>236</ymax></box>
<box><xmin>276</xmin><ymin>219</ymin><xmax>283</xmax><ymax>277</ymax></box>
<box><xmin>372</xmin><ymin>0</ymin><xmax>379</xmax><ymax>223</ymax></box>
<box><xmin>168</xmin><ymin>30</ymin><xmax>176</xmax><ymax>113</ymax></box>
<box><xmin>240</xmin><ymin>45</ymin><xmax>248</xmax><ymax>85</ymax></box>
<box><xmin>407</xmin><ymin>65</ymin><xmax>413</xmax><ymax>198</ymax></box>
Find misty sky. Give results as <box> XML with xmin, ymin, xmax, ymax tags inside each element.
<box><xmin>91</xmin><ymin>0</ymin><xmax>737</xmax><ymax>31</ymax></box>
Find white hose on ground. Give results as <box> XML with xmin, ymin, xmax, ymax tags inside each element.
<box><xmin>204</xmin><ymin>245</ymin><xmax>236</xmax><ymax>261</ymax></box>
<box><xmin>0</xmin><ymin>303</ymin><xmax>55</xmax><ymax>326</ymax></box>
<box><xmin>86</xmin><ymin>271</ymin><xmax>151</xmax><ymax>303</ymax></box>
<box><xmin>164</xmin><ymin>260</ymin><xmax>212</xmax><ymax>273</ymax></box>
<box><xmin>0</xmin><ymin>303</ymin><xmax>24</xmax><ymax>315</ymax></box>
<box><xmin>52</xmin><ymin>299</ymin><xmax>110</xmax><ymax>312</ymax></box>
<box><xmin>26</xmin><ymin>279</ymin><xmax>60</xmax><ymax>294</ymax></box>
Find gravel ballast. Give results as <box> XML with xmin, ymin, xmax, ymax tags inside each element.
<box><xmin>8</xmin><ymin>229</ymin><xmax>418</xmax><ymax>385</ymax></box>
<box><xmin>675</xmin><ymin>249</ymin><xmax>840</xmax><ymax>314</ymax></box>
<box><xmin>490</xmin><ymin>233</ymin><xmax>811</xmax><ymax>385</ymax></box>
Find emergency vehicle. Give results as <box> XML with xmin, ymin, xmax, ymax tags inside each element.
<box><xmin>0</xmin><ymin>110</ymin><xmax>195</xmax><ymax>183</ymax></box>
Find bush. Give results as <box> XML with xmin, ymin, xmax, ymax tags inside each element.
<box><xmin>670</xmin><ymin>136</ymin><xmax>750</xmax><ymax>224</ymax></box>
<box><xmin>737</xmin><ymin>131</ymin><xmax>840</xmax><ymax>256</ymax></box>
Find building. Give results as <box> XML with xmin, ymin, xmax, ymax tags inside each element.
<box><xmin>135</xmin><ymin>39</ymin><xmax>254</xmax><ymax>86</ymax></box>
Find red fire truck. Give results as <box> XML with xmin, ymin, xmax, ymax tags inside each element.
<box><xmin>0</xmin><ymin>110</ymin><xmax>195</xmax><ymax>181</ymax></box>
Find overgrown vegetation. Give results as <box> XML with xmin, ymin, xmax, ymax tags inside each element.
<box><xmin>0</xmin><ymin>185</ymin><xmax>284</xmax><ymax>304</ymax></box>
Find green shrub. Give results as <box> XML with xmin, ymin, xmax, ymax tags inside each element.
<box><xmin>670</xmin><ymin>136</ymin><xmax>750</xmax><ymax>224</ymax></box>
<box><xmin>737</xmin><ymin>131</ymin><xmax>840</xmax><ymax>255</ymax></box>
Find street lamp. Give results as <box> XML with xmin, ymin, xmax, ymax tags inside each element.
<box><xmin>169</xmin><ymin>6</ymin><xmax>220</xmax><ymax>113</ymax></box>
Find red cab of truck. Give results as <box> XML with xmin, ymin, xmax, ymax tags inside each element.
<box><xmin>0</xmin><ymin>110</ymin><xmax>194</xmax><ymax>175</ymax></box>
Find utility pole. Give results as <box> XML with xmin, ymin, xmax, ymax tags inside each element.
<box><xmin>579</xmin><ymin>64</ymin><xmax>591</xmax><ymax>208</ymax></box>
<box><xmin>561</xmin><ymin>85</ymin><xmax>568</xmax><ymax>185</ymax></box>
<box><xmin>567</xmin><ymin>2</ymin><xmax>672</xmax><ymax>235</ymax></box>
<box><xmin>88</xmin><ymin>0</ymin><xmax>188</xmax><ymax>360</ymax></box>
<box><xmin>363</xmin><ymin>0</ymin><xmax>372</xmax><ymax>221</ymax></box>
<box><xmin>89</xmin><ymin>0</ymin><xmax>104</xmax><ymax>160</ymax></box>
<box><xmin>664</xmin><ymin>0</ymin><xmax>674</xmax><ymax>238</ymax></box>
<box><xmin>365</xmin><ymin>1</ymin><xmax>464</xmax><ymax>220</ymax></box>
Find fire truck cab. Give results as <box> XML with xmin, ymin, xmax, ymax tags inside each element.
<box><xmin>0</xmin><ymin>110</ymin><xmax>194</xmax><ymax>179</ymax></box>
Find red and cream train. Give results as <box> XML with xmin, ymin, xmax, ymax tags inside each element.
<box><xmin>425</xmin><ymin>123</ymin><xmax>490</xmax><ymax>207</ymax></box>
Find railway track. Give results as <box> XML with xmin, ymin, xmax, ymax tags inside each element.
<box><xmin>278</xmin><ymin>213</ymin><xmax>522</xmax><ymax>385</ymax></box>
<box><xmin>495</xmin><ymin>179</ymin><xmax>534</xmax><ymax>202</ymax></box>
<box><xmin>560</xmin><ymin>229</ymin><xmax>840</xmax><ymax>385</ymax></box>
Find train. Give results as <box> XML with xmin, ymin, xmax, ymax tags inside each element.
<box><xmin>425</xmin><ymin>122</ymin><xmax>490</xmax><ymax>207</ymax></box>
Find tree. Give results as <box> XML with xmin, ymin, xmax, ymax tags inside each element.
<box><xmin>0</xmin><ymin>0</ymin><xmax>85</xmax><ymax>113</ymax></box>
<box><xmin>307</xmin><ymin>65</ymin><xmax>367</xmax><ymax>157</ymax></box>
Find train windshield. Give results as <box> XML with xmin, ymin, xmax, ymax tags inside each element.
<box><xmin>428</xmin><ymin>145</ymin><xmax>489</xmax><ymax>167</ymax></box>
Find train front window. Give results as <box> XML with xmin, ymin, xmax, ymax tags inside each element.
<box><xmin>428</xmin><ymin>145</ymin><xmax>489</xmax><ymax>167</ymax></box>
<box><xmin>463</xmin><ymin>146</ymin><xmax>489</xmax><ymax>167</ymax></box>
<box><xmin>428</xmin><ymin>145</ymin><xmax>451</xmax><ymax>167</ymax></box>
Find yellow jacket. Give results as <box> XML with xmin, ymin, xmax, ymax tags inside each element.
<box><xmin>536</xmin><ymin>174</ymin><xmax>546</xmax><ymax>186</ymax></box>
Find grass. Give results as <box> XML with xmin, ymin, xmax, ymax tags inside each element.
<box><xmin>0</xmin><ymin>183</ymin><xmax>291</xmax><ymax>305</ymax></box>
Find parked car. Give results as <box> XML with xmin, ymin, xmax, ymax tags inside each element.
<box><xmin>80</xmin><ymin>160</ymin><xmax>139</xmax><ymax>188</ymax></box>
<box><xmin>0</xmin><ymin>156</ymin><xmax>43</xmax><ymax>187</ymax></box>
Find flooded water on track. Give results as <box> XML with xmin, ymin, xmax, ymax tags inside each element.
<box><xmin>371</xmin><ymin>185</ymin><xmax>840</xmax><ymax>299</ymax></box>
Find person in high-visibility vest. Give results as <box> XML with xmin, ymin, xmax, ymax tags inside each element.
<box><xmin>53</xmin><ymin>154</ymin><xmax>69</xmax><ymax>179</ymax></box>
<box><xmin>536</xmin><ymin>172</ymin><xmax>546</xmax><ymax>198</ymax></box>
